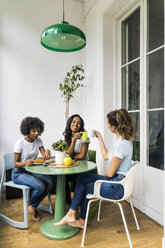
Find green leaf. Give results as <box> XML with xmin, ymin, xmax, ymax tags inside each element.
<box><xmin>52</xmin><ymin>139</ymin><xmax>69</xmax><ymax>151</ymax></box>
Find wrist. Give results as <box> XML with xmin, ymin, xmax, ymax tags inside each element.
<box><xmin>72</xmin><ymin>138</ymin><xmax>76</xmax><ymax>143</ymax></box>
<box><xmin>99</xmin><ymin>137</ymin><xmax>103</xmax><ymax>142</ymax></box>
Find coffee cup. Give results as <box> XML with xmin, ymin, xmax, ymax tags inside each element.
<box><xmin>88</xmin><ymin>129</ymin><xmax>95</xmax><ymax>138</ymax></box>
<box><xmin>81</xmin><ymin>131</ymin><xmax>88</xmax><ymax>141</ymax></box>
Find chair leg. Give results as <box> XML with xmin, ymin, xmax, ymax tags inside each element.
<box><xmin>81</xmin><ymin>199</ymin><xmax>99</xmax><ymax>247</ymax></box>
<box><xmin>81</xmin><ymin>199</ymin><xmax>93</xmax><ymax>247</ymax></box>
<box><xmin>48</xmin><ymin>193</ymin><xmax>53</xmax><ymax>214</ymax></box>
<box><xmin>129</xmin><ymin>197</ymin><xmax>140</xmax><ymax>230</ymax></box>
<box><xmin>117</xmin><ymin>202</ymin><xmax>133</xmax><ymax>248</ymax></box>
<box><xmin>0</xmin><ymin>188</ymin><xmax>29</xmax><ymax>229</ymax></box>
<box><xmin>38</xmin><ymin>193</ymin><xmax>53</xmax><ymax>214</ymax></box>
<box><xmin>22</xmin><ymin>188</ymin><xmax>29</xmax><ymax>228</ymax></box>
<box><xmin>97</xmin><ymin>200</ymin><xmax>102</xmax><ymax>221</ymax></box>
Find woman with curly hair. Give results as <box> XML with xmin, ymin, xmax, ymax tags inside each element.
<box><xmin>11</xmin><ymin>116</ymin><xmax>54</xmax><ymax>222</ymax></box>
<box><xmin>55</xmin><ymin>108</ymin><xmax>135</xmax><ymax>229</ymax></box>
<box><xmin>63</xmin><ymin>114</ymin><xmax>89</xmax><ymax>204</ymax></box>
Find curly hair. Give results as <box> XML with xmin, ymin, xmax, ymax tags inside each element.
<box><xmin>63</xmin><ymin>114</ymin><xmax>85</xmax><ymax>145</ymax></box>
<box><xmin>20</xmin><ymin>116</ymin><xmax>44</xmax><ymax>136</ymax></box>
<box><xmin>107</xmin><ymin>109</ymin><xmax>135</xmax><ymax>140</ymax></box>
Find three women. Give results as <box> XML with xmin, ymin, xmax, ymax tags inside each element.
<box><xmin>12</xmin><ymin>108</ymin><xmax>135</xmax><ymax>226</ymax></box>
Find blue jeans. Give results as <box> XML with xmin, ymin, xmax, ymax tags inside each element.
<box><xmin>70</xmin><ymin>172</ymin><xmax>124</xmax><ymax>219</ymax></box>
<box><xmin>12</xmin><ymin>170</ymin><xmax>54</xmax><ymax>208</ymax></box>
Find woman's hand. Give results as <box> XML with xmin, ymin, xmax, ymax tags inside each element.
<box><xmin>44</xmin><ymin>149</ymin><xmax>51</xmax><ymax>160</ymax></box>
<box><xmin>25</xmin><ymin>159</ymin><xmax>34</xmax><ymax>166</ymax></box>
<box><xmin>73</xmin><ymin>132</ymin><xmax>82</xmax><ymax>141</ymax></box>
<box><xmin>94</xmin><ymin>130</ymin><xmax>109</xmax><ymax>160</ymax></box>
<box><xmin>94</xmin><ymin>131</ymin><xmax>103</xmax><ymax>141</ymax></box>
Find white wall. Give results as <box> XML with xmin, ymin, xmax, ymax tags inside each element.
<box><xmin>84</xmin><ymin>1</ymin><xmax>105</xmax><ymax>174</ymax></box>
<box><xmin>84</xmin><ymin>0</ymin><xmax>117</xmax><ymax>174</ymax></box>
<box><xmin>0</xmin><ymin>0</ymin><xmax>86</xmax><ymax>170</ymax></box>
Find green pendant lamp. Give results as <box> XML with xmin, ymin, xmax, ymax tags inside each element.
<box><xmin>41</xmin><ymin>0</ymin><xmax>86</xmax><ymax>52</ymax></box>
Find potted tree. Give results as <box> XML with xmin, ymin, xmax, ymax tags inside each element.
<box><xmin>59</xmin><ymin>64</ymin><xmax>85</xmax><ymax>120</ymax></box>
<box><xmin>52</xmin><ymin>139</ymin><xmax>69</xmax><ymax>164</ymax></box>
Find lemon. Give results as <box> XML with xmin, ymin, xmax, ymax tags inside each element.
<box><xmin>63</xmin><ymin>156</ymin><xmax>72</xmax><ymax>166</ymax></box>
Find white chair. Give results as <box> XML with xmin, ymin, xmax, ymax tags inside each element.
<box><xmin>81</xmin><ymin>162</ymin><xmax>140</xmax><ymax>248</ymax></box>
<box><xmin>0</xmin><ymin>153</ymin><xmax>53</xmax><ymax>229</ymax></box>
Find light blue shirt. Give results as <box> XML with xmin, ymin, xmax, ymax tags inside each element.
<box><xmin>108</xmin><ymin>138</ymin><xmax>133</xmax><ymax>176</ymax></box>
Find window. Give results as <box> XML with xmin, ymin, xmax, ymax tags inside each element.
<box><xmin>121</xmin><ymin>7</ymin><xmax>140</xmax><ymax>161</ymax></box>
<box><xmin>121</xmin><ymin>0</ymin><xmax>164</xmax><ymax>169</ymax></box>
<box><xmin>147</xmin><ymin>0</ymin><xmax>164</xmax><ymax>170</ymax></box>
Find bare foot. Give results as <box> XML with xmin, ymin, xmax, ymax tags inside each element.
<box><xmin>54</xmin><ymin>215</ymin><xmax>75</xmax><ymax>226</ymax></box>
<box><xmin>32</xmin><ymin>209</ymin><xmax>40</xmax><ymax>222</ymax></box>
<box><xmin>54</xmin><ymin>209</ymin><xmax>77</xmax><ymax>226</ymax></box>
<box><xmin>68</xmin><ymin>219</ymin><xmax>84</xmax><ymax>229</ymax></box>
<box><xmin>28</xmin><ymin>205</ymin><xmax>40</xmax><ymax>222</ymax></box>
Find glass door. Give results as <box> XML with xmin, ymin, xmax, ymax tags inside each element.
<box><xmin>119</xmin><ymin>0</ymin><xmax>164</xmax><ymax>224</ymax></box>
<box><xmin>147</xmin><ymin>0</ymin><xmax>164</xmax><ymax>170</ymax></box>
<box><xmin>121</xmin><ymin>7</ymin><xmax>140</xmax><ymax>161</ymax></box>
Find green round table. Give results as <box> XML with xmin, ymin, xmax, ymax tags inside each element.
<box><xmin>25</xmin><ymin>160</ymin><xmax>96</xmax><ymax>240</ymax></box>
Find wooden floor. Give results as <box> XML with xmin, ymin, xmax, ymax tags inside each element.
<box><xmin>0</xmin><ymin>193</ymin><xmax>163</xmax><ymax>248</ymax></box>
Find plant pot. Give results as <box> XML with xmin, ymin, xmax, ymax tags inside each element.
<box><xmin>55</xmin><ymin>151</ymin><xmax>66</xmax><ymax>164</ymax></box>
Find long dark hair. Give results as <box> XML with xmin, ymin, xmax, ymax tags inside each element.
<box><xmin>107</xmin><ymin>109</ymin><xmax>135</xmax><ymax>140</ymax></box>
<box><xmin>63</xmin><ymin>114</ymin><xmax>85</xmax><ymax>145</ymax></box>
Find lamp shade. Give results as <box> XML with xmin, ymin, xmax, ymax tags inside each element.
<box><xmin>41</xmin><ymin>21</ymin><xmax>86</xmax><ymax>52</ymax></box>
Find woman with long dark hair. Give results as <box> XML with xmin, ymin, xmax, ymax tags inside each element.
<box><xmin>63</xmin><ymin>114</ymin><xmax>89</xmax><ymax>203</ymax></box>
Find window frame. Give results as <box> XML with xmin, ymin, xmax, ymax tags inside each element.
<box><xmin>117</xmin><ymin>0</ymin><xmax>164</xmax><ymax>170</ymax></box>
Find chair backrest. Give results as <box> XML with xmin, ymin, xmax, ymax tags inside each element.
<box><xmin>132</xmin><ymin>160</ymin><xmax>139</xmax><ymax>166</ymax></box>
<box><xmin>0</xmin><ymin>161</ymin><xmax>5</xmax><ymax>202</ymax></box>
<box><xmin>88</xmin><ymin>150</ymin><xmax>96</xmax><ymax>163</ymax></box>
<box><xmin>4</xmin><ymin>153</ymin><xmax>14</xmax><ymax>171</ymax></box>
<box><xmin>120</xmin><ymin>163</ymin><xmax>140</xmax><ymax>200</ymax></box>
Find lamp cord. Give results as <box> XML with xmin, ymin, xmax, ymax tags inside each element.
<box><xmin>63</xmin><ymin>0</ymin><xmax>65</xmax><ymax>21</ymax></box>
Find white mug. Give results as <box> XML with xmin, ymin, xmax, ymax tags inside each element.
<box><xmin>88</xmin><ymin>129</ymin><xmax>95</xmax><ymax>138</ymax></box>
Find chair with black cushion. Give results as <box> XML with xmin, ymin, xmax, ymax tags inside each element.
<box><xmin>0</xmin><ymin>153</ymin><xmax>53</xmax><ymax>229</ymax></box>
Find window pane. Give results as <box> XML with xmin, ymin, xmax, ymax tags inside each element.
<box><xmin>122</xmin><ymin>61</ymin><xmax>140</xmax><ymax>110</ymax></box>
<box><xmin>130</xmin><ymin>112</ymin><xmax>140</xmax><ymax>161</ymax></box>
<box><xmin>121</xmin><ymin>7</ymin><xmax>140</xmax><ymax>65</ymax></box>
<box><xmin>147</xmin><ymin>0</ymin><xmax>164</xmax><ymax>52</ymax></box>
<box><xmin>148</xmin><ymin>110</ymin><xmax>164</xmax><ymax>170</ymax></box>
<box><xmin>147</xmin><ymin>48</ymin><xmax>164</xmax><ymax>109</ymax></box>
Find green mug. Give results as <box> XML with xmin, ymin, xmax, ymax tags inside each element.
<box><xmin>81</xmin><ymin>131</ymin><xmax>88</xmax><ymax>141</ymax></box>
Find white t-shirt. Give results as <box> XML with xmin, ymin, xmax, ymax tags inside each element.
<box><xmin>14</xmin><ymin>137</ymin><xmax>43</xmax><ymax>162</ymax></box>
<box><xmin>108</xmin><ymin>138</ymin><xmax>133</xmax><ymax>176</ymax></box>
<box><xmin>72</xmin><ymin>138</ymin><xmax>90</xmax><ymax>160</ymax></box>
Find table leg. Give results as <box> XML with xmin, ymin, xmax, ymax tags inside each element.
<box><xmin>40</xmin><ymin>175</ymin><xmax>80</xmax><ymax>240</ymax></box>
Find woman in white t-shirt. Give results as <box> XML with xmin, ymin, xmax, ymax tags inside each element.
<box><xmin>63</xmin><ymin>114</ymin><xmax>90</xmax><ymax>204</ymax></box>
<box><xmin>12</xmin><ymin>117</ymin><xmax>54</xmax><ymax>222</ymax></box>
<box><xmin>55</xmin><ymin>109</ymin><xmax>135</xmax><ymax>229</ymax></box>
